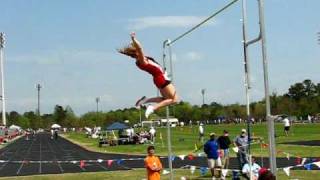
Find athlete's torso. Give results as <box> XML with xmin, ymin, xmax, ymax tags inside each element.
<box><xmin>136</xmin><ymin>56</ymin><xmax>165</xmax><ymax>77</ymax></box>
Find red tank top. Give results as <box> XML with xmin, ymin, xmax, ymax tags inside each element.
<box><xmin>136</xmin><ymin>56</ymin><xmax>165</xmax><ymax>77</ymax></box>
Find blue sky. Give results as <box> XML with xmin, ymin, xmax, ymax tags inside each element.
<box><xmin>1</xmin><ymin>0</ymin><xmax>319</xmax><ymax>115</ymax></box>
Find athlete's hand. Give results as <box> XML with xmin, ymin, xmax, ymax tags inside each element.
<box><xmin>130</xmin><ymin>32</ymin><xmax>136</xmax><ymax>39</ymax></box>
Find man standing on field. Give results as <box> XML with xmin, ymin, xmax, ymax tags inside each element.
<box><xmin>283</xmin><ymin>116</ymin><xmax>291</xmax><ymax>136</ymax></box>
<box><xmin>144</xmin><ymin>145</ymin><xmax>162</xmax><ymax>180</ymax></box>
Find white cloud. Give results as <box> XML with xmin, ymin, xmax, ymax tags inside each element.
<box><xmin>128</xmin><ymin>16</ymin><xmax>216</xmax><ymax>30</ymax></box>
<box><xmin>185</xmin><ymin>51</ymin><xmax>204</xmax><ymax>61</ymax></box>
<box><xmin>9</xmin><ymin>50</ymin><xmax>117</xmax><ymax>65</ymax></box>
<box><xmin>173</xmin><ymin>51</ymin><xmax>204</xmax><ymax>63</ymax></box>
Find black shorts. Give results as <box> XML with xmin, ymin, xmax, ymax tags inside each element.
<box><xmin>160</xmin><ymin>80</ymin><xmax>171</xmax><ymax>89</ymax></box>
<box><xmin>284</xmin><ymin>126</ymin><xmax>290</xmax><ymax>131</ymax></box>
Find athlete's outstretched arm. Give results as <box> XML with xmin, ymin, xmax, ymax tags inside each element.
<box><xmin>130</xmin><ymin>33</ymin><xmax>146</xmax><ymax>64</ymax></box>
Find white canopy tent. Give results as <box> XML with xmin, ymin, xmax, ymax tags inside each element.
<box><xmin>51</xmin><ymin>124</ymin><xmax>61</xmax><ymax>129</ymax></box>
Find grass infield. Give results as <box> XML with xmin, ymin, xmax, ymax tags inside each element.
<box><xmin>63</xmin><ymin>123</ymin><xmax>320</xmax><ymax>157</ymax></box>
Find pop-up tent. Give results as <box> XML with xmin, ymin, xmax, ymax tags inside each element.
<box><xmin>106</xmin><ymin>122</ymin><xmax>128</xmax><ymax>131</ymax></box>
<box><xmin>51</xmin><ymin>124</ymin><xmax>61</xmax><ymax>129</ymax></box>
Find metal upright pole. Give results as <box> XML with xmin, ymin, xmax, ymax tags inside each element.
<box><xmin>258</xmin><ymin>0</ymin><xmax>277</xmax><ymax>175</ymax></box>
<box><xmin>241</xmin><ymin>1</ymin><xmax>253</xmax><ymax>179</ymax></box>
<box><xmin>96</xmin><ymin>97</ymin><xmax>100</xmax><ymax>113</ymax></box>
<box><xmin>241</xmin><ymin>0</ymin><xmax>252</xmax><ymax>154</ymax></box>
<box><xmin>163</xmin><ymin>39</ymin><xmax>173</xmax><ymax>180</ymax></box>
<box><xmin>0</xmin><ymin>33</ymin><xmax>6</xmax><ymax>126</ymax></box>
<box><xmin>36</xmin><ymin>84</ymin><xmax>42</xmax><ymax>116</ymax></box>
<box><xmin>201</xmin><ymin>89</ymin><xmax>205</xmax><ymax>106</ymax></box>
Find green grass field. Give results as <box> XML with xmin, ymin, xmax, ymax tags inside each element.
<box><xmin>63</xmin><ymin>123</ymin><xmax>320</xmax><ymax>157</ymax></box>
<box><xmin>0</xmin><ymin>169</ymin><xmax>319</xmax><ymax>180</ymax></box>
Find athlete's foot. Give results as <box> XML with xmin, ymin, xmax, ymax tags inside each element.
<box><xmin>145</xmin><ymin>105</ymin><xmax>154</xmax><ymax>118</ymax></box>
<box><xmin>135</xmin><ymin>96</ymin><xmax>147</xmax><ymax>108</ymax></box>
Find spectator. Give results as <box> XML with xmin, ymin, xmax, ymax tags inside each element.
<box><xmin>199</xmin><ymin>123</ymin><xmax>204</xmax><ymax>143</ymax></box>
<box><xmin>217</xmin><ymin>130</ymin><xmax>231</xmax><ymax>169</ymax></box>
<box><xmin>54</xmin><ymin>129</ymin><xmax>58</xmax><ymax>140</ymax></box>
<box><xmin>308</xmin><ymin>114</ymin><xmax>312</xmax><ymax>123</ymax></box>
<box><xmin>144</xmin><ymin>145</ymin><xmax>162</xmax><ymax>180</ymax></box>
<box><xmin>204</xmin><ymin>132</ymin><xmax>222</xmax><ymax>179</ymax></box>
<box><xmin>234</xmin><ymin>129</ymin><xmax>249</xmax><ymax>170</ymax></box>
<box><xmin>242</xmin><ymin>157</ymin><xmax>261</xmax><ymax>180</ymax></box>
<box><xmin>149</xmin><ymin>127</ymin><xmax>156</xmax><ymax>144</ymax></box>
<box><xmin>283</xmin><ymin>117</ymin><xmax>290</xmax><ymax>136</ymax></box>
<box><xmin>50</xmin><ymin>129</ymin><xmax>54</xmax><ymax>139</ymax></box>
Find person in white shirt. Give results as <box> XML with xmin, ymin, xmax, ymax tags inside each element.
<box><xmin>283</xmin><ymin>117</ymin><xmax>290</xmax><ymax>136</ymax></box>
<box><xmin>199</xmin><ymin>123</ymin><xmax>204</xmax><ymax>143</ymax></box>
<box><xmin>242</xmin><ymin>157</ymin><xmax>261</xmax><ymax>180</ymax></box>
<box><xmin>149</xmin><ymin>127</ymin><xmax>156</xmax><ymax>144</ymax></box>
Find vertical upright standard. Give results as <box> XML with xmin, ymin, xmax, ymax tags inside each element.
<box><xmin>163</xmin><ymin>39</ymin><xmax>174</xmax><ymax>180</ymax></box>
<box><xmin>96</xmin><ymin>97</ymin><xmax>100</xmax><ymax>112</ymax></box>
<box><xmin>201</xmin><ymin>89</ymin><xmax>206</xmax><ymax>106</ymax></box>
<box><xmin>241</xmin><ymin>0</ymin><xmax>277</xmax><ymax>175</ymax></box>
<box><xmin>258</xmin><ymin>0</ymin><xmax>277</xmax><ymax>174</ymax></box>
<box><xmin>0</xmin><ymin>33</ymin><xmax>6</xmax><ymax>126</ymax></box>
<box><xmin>36</xmin><ymin>83</ymin><xmax>42</xmax><ymax>116</ymax></box>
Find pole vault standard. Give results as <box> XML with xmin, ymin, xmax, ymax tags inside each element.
<box><xmin>0</xmin><ymin>33</ymin><xmax>6</xmax><ymax>126</ymax></box>
<box><xmin>162</xmin><ymin>1</ymin><xmax>240</xmax><ymax>179</ymax></box>
<box><xmin>241</xmin><ymin>0</ymin><xmax>277</xmax><ymax>175</ymax></box>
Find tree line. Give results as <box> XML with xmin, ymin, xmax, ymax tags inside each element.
<box><xmin>4</xmin><ymin>79</ymin><xmax>320</xmax><ymax>129</ymax></box>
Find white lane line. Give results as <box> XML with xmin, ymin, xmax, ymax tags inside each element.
<box><xmin>0</xmin><ymin>138</ymin><xmax>28</xmax><ymax>171</ymax></box>
<box><xmin>16</xmin><ymin>139</ymin><xmax>35</xmax><ymax>175</ymax></box>
<box><xmin>46</xmin><ymin>135</ymin><xmax>64</xmax><ymax>173</ymax></box>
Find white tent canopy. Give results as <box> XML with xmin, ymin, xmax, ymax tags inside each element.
<box><xmin>84</xmin><ymin>127</ymin><xmax>92</xmax><ymax>133</ymax></box>
<box><xmin>9</xmin><ymin>124</ymin><xmax>21</xmax><ymax>130</ymax></box>
<box><xmin>51</xmin><ymin>124</ymin><xmax>61</xmax><ymax>129</ymax></box>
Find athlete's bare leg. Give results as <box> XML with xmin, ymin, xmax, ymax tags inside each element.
<box><xmin>153</xmin><ymin>84</ymin><xmax>178</xmax><ymax>110</ymax></box>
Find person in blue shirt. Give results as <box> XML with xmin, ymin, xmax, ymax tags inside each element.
<box><xmin>204</xmin><ymin>132</ymin><xmax>222</xmax><ymax>179</ymax></box>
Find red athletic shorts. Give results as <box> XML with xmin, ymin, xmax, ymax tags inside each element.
<box><xmin>153</xmin><ymin>75</ymin><xmax>171</xmax><ymax>89</ymax></box>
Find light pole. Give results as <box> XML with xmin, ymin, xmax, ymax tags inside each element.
<box><xmin>36</xmin><ymin>84</ymin><xmax>42</xmax><ymax>116</ymax></box>
<box><xmin>201</xmin><ymin>89</ymin><xmax>206</xmax><ymax>106</ymax></box>
<box><xmin>0</xmin><ymin>33</ymin><xmax>6</xmax><ymax>126</ymax></box>
<box><xmin>95</xmin><ymin>97</ymin><xmax>100</xmax><ymax>113</ymax></box>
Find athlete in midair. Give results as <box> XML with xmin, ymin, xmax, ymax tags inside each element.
<box><xmin>118</xmin><ymin>32</ymin><xmax>178</xmax><ymax>118</ymax></box>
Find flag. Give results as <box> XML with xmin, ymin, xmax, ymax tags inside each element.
<box><xmin>178</xmin><ymin>155</ymin><xmax>186</xmax><ymax>160</ymax></box>
<box><xmin>304</xmin><ymin>164</ymin><xmax>312</xmax><ymax>170</ymax></box>
<box><xmin>222</xmin><ymin>169</ymin><xmax>229</xmax><ymax>177</ymax></box>
<box><xmin>117</xmin><ymin>159</ymin><xmax>124</xmax><ymax>165</ymax></box>
<box><xmin>170</xmin><ymin>156</ymin><xmax>176</xmax><ymax>161</ymax></box>
<box><xmin>107</xmin><ymin>160</ymin><xmax>113</xmax><ymax>167</ymax></box>
<box><xmin>162</xmin><ymin>169</ymin><xmax>170</xmax><ymax>175</ymax></box>
<box><xmin>80</xmin><ymin>160</ymin><xmax>85</xmax><ymax>168</ymax></box>
<box><xmin>200</xmin><ymin>167</ymin><xmax>208</xmax><ymax>176</ymax></box>
<box><xmin>313</xmin><ymin>161</ymin><xmax>320</xmax><ymax>168</ymax></box>
<box><xmin>283</xmin><ymin>167</ymin><xmax>290</xmax><ymax>176</ymax></box>
<box><xmin>190</xmin><ymin>166</ymin><xmax>196</xmax><ymax>174</ymax></box>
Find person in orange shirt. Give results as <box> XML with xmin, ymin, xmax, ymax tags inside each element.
<box><xmin>144</xmin><ymin>145</ymin><xmax>163</xmax><ymax>180</ymax></box>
